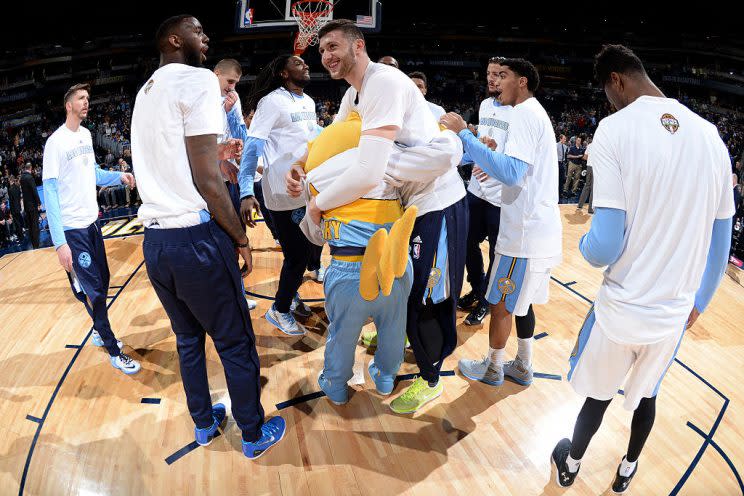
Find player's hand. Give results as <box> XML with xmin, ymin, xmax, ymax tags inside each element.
<box><xmin>286</xmin><ymin>164</ymin><xmax>306</xmax><ymax>197</ymax></box>
<box><xmin>440</xmin><ymin>112</ymin><xmax>467</xmax><ymax>133</ymax></box>
<box><xmin>472</xmin><ymin>165</ymin><xmax>489</xmax><ymax>183</ymax></box>
<box><xmin>218</xmin><ymin>138</ymin><xmax>243</xmax><ymax>161</ymax></box>
<box><xmin>308</xmin><ymin>197</ymin><xmax>322</xmax><ymax>226</ymax></box>
<box><xmin>57</xmin><ymin>243</ymin><xmax>73</xmax><ymax>272</ymax></box>
<box><xmin>120</xmin><ymin>172</ymin><xmax>136</xmax><ymax>188</ymax></box>
<box><xmin>224</xmin><ymin>91</ymin><xmax>238</xmax><ymax>112</ymax></box>
<box><xmin>237</xmin><ymin>244</ymin><xmax>253</xmax><ymax>276</ymax></box>
<box><xmin>686</xmin><ymin>306</ymin><xmax>701</xmax><ymax>329</ymax></box>
<box><xmin>479</xmin><ymin>136</ymin><xmax>497</xmax><ymax>150</ymax></box>
<box><xmin>219</xmin><ymin>160</ymin><xmax>239</xmax><ymax>184</ymax></box>
<box><xmin>240</xmin><ymin>196</ymin><xmax>261</xmax><ymax>228</ymax></box>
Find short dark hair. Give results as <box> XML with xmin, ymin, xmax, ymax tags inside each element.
<box><xmin>63</xmin><ymin>83</ymin><xmax>91</xmax><ymax>106</ymax></box>
<box><xmin>318</xmin><ymin>19</ymin><xmax>364</xmax><ymax>43</ymax></box>
<box><xmin>156</xmin><ymin>14</ymin><xmax>194</xmax><ymax>52</ymax></box>
<box><xmin>409</xmin><ymin>71</ymin><xmax>427</xmax><ymax>87</ymax></box>
<box><xmin>594</xmin><ymin>44</ymin><xmax>646</xmax><ymax>86</ymax></box>
<box><xmin>501</xmin><ymin>58</ymin><xmax>540</xmax><ymax>92</ymax></box>
<box><xmin>215</xmin><ymin>58</ymin><xmax>242</xmax><ymax>76</ymax></box>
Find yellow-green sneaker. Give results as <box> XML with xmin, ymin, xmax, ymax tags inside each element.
<box><xmin>362</xmin><ymin>329</ymin><xmax>378</xmax><ymax>348</ymax></box>
<box><xmin>389</xmin><ymin>376</ymin><xmax>443</xmax><ymax>414</ymax></box>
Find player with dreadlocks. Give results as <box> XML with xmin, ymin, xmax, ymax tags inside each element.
<box><xmin>234</xmin><ymin>54</ymin><xmax>324</xmax><ymax>335</ymax></box>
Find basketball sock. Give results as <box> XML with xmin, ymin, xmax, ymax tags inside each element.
<box><xmin>627</xmin><ymin>396</ymin><xmax>656</xmax><ymax>462</ymax></box>
<box><xmin>619</xmin><ymin>456</ymin><xmax>637</xmax><ymax>477</ymax></box>
<box><xmin>570</xmin><ymin>397</ymin><xmax>612</xmax><ymax>460</ymax></box>
<box><xmin>566</xmin><ymin>454</ymin><xmax>581</xmax><ymax>473</ymax></box>
<box><xmin>516</xmin><ymin>337</ymin><xmax>533</xmax><ymax>365</ymax></box>
<box><xmin>488</xmin><ymin>347</ymin><xmax>505</xmax><ymax>369</ymax></box>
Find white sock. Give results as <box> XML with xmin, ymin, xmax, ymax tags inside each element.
<box><xmin>566</xmin><ymin>454</ymin><xmax>581</xmax><ymax>473</ymax></box>
<box><xmin>488</xmin><ymin>347</ymin><xmax>505</xmax><ymax>369</ymax></box>
<box><xmin>517</xmin><ymin>337</ymin><xmax>533</xmax><ymax>365</ymax></box>
<box><xmin>619</xmin><ymin>456</ymin><xmax>637</xmax><ymax>477</ymax></box>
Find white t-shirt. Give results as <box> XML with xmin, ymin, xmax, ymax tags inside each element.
<box><xmin>42</xmin><ymin>125</ymin><xmax>99</xmax><ymax>228</ymax></box>
<box><xmin>498</xmin><ymin>97</ymin><xmax>562</xmax><ymax>260</ymax></box>
<box><xmin>248</xmin><ymin>88</ymin><xmax>317</xmax><ymax>211</ymax></box>
<box><xmin>468</xmin><ymin>98</ymin><xmax>512</xmax><ymax>206</ymax></box>
<box><xmin>336</xmin><ymin>62</ymin><xmax>464</xmax><ymax>215</ymax></box>
<box><xmin>591</xmin><ymin>95</ymin><xmax>736</xmax><ymax>345</ymax></box>
<box><xmin>427</xmin><ymin>101</ymin><xmax>446</xmax><ymax>120</ymax></box>
<box><xmin>131</xmin><ymin>63</ymin><xmax>223</xmax><ymax>228</ymax></box>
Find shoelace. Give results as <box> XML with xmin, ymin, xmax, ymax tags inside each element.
<box><xmin>399</xmin><ymin>377</ymin><xmax>428</xmax><ymax>401</ymax></box>
<box><xmin>256</xmin><ymin>421</ymin><xmax>282</xmax><ymax>443</ymax></box>
<box><xmin>279</xmin><ymin>311</ymin><xmax>297</xmax><ymax>328</ymax></box>
<box><xmin>119</xmin><ymin>353</ymin><xmax>133</xmax><ymax>365</ymax></box>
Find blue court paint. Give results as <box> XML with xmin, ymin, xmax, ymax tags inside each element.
<box><xmin>25</xmin><ymin>415</ymin><xmax>41</xmax><ymax>423</ymax></box>
<box><xmin>141</xmin><ymin>398</ymin><xmax>162</xmax><ymax>404</ymax></box>
<box><xmin>534</xmin><ymin>332</ymin><xmax>549</xmax><ymax>340</ymax></box>
<box><xmin>687</xmin><ymin>422</ymin><xmax>744</xmax><ymax>494</ymax></box>
<box><xmin>564</xmin><ymin>281</ymin><xmax>577</xmax><ymax>286</ymax></box>
<box><xmin>276</xmin><ymin>391</ymin><xmax>326</xmax><ymax>410</ymax></box>
<box><xmin>19</xmin><ymin>260</ymin><xmax>145</xmax><ymax>496</ymax></box>
<box><xmin>618</xmin><ymin>389</ymin><xmax>625</xmax><ymax>395</ymax></box>
<box><xmin>550</xmin><ymin>276</ymin><xmax>593</xmax><ymax>304</ymax></box>
<box><xmin>64</xmin><ymin>344</ymin><xmax>81</xmax><ymax>349</ymax></box>
<box><xmin>245</xmin><ymin>290</ymin><xmax>325</xmax><ymax>304</ymax></box>
<box><xmin>533</xmin><ymin>372</ymin><xmax>561</xmax><ymax>381</ymax></box>
<box><xmin>165</xmin><ymin>436</ymin><xmax>222</xmax><ymax>466</ymax></box>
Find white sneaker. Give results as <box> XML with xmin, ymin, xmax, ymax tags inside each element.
<box><xmin>110</xmin><ymin>353</ymin><xmax>141</xmax><ymax>375</ymax></box>
<box><xmin>265</xmin><ymin>304</ymin><xmax>306</xmax><ymax>336</ymax></box>
<box><xmin>311</xmin><ymin>266</ymin><xmax>326</xmax><ymax>283</ymax></box>
<box><xmin>91</xmin><ymin>329</ymin><xmax>123</xmax><ymax>350</ymax></box>
<box><xmin>246</xmin><ymin>298</ymin><xmax>257</xmax><ymax>310</ymax></box>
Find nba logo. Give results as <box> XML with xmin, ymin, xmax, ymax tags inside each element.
<box><xmin>244</xmin><ymin>8</ymin><xmax>254</xmax><ymax>26</ymax></box>
<box><xmin>412</xmin><ymin>243</ymin><xmax>421</xmax><ymax>260</ymax></box>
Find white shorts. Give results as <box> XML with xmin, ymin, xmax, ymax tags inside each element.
<box><xmin>485</xmin><ymin>254</ymin><xmax>553</xmax><ymax>316</ymax></box>
<box><xmin>568</xmin><ymin>307</ymin><xmax>686</xmax><ymax>410</ymax></box>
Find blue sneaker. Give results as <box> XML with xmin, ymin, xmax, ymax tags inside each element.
<box><xmin>368</xmin><ymin>360</ymin><xmax>395</xmax><ymax>396</ymax></box>
<box><xmin>317</xmin><ymin>372</ymin><xmax>349</xmax><ymax>405</ymax></box>
<box><xmin>242</xmin><ymin>416</ymin><xmax>286</xmax><ymax>460</ymax></box>
<box><xmin>194</xmin><ymin>403</ymin><xmax>227</xmax><ymax>446</ymax></box>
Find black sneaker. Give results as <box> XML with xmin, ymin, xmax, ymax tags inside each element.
<box><xmin>458</xmin><ymin>291</ymin><xmax>478</xmax><ymax>310</ymax></box>
<box><xmin>551</xmin><ymin>438</ymin><xmax>579</xmax><ymax>488</ymax></box>
<box><xmin>611</xmin><ymin>457</ymin><xmax>638</xmax><ymax>494</ymax></box>
<box><xmin>464</xmin><ymin>302</ymin><xmax>488</xmax><ymax>325</ymax></box>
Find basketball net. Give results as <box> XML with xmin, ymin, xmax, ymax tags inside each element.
<box><xmin>291</xmin><ymin>0</ymin><xmax>334</xmax><ymax>55</ymax></box>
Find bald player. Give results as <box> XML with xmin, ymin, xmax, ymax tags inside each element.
<box><xmin>378</xmin><ymin>55</ymin><xmax>399</xmax><ymax>69</ymax></box>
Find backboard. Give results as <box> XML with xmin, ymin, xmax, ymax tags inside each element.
<box><xmin>235</xmin><ymin>0</ymin><xmax>381</xmax><ymax>33</ymax></box>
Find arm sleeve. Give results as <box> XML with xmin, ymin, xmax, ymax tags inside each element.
<box><xmin>579</xmin><ymin>207</ymin><xmax>626</xmax><ymax>268</ymax></box>
<box><xmin>95</xmin><ymin>166</ymin><xmax>123</xmax><ymax>187</ymax></box>
<box><xmin>694</xmin><ymin>217</ymin><xmax>733</xmax><ymax>312</ymax></box>
<box><xmin>589</xmin><ymin>124</ymin><xmax>626</xmax><ymax>210</ymax></box>
<box><xmin>459</xmin><ymin>129</ymin><xmax>528</xmax><ymax>186</ymax></box>
<box><xmin>315</xmin><ymin>135</ymin><xmax>393</xmax><ymax>211</ymax></box>
<box><xmin>181</xmin><ymin>70</ymin><xmax>224</xmax><ymax>137</ymax></box>
<box><xmin>42</xmin><ymin>178</ymin><xmax>67</xmax><ymax>248</ymax></box>
<box><xmin>226</xmin><ymin>105</ymin><xmax>248</xmax><ymax>142</ymax></box>
<box><xmin>238</xmin><ymin>137</ymin><xmax>265</xmax><ymax>198</ymax></box>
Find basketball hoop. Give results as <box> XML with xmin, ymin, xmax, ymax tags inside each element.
<box><xmin>291</xmin><ymin>0</ymin><xmax>334</xmax><ymax>55</ymax></box>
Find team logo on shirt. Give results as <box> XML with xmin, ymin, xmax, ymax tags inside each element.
<box><xmin>78</xmin><ymin>252</ymin><xmax>92</xmax><ymax>269</ymax></box>
<box><xmin>660</xmin><ymin>113</ymin><xmax>679</xmax><ymax>134</ymax></box>
<box><xmin>497</xmin><ymin>277</ymin><xmax>516</xmax><ymax>295</ymax></box>
<box><xmin>427</xmin><ymin>267</ymin><xmax>442</xmax><ymax>289</ymax></box>
<box><xmin>144</xmin><ymin>79</ymin><xmax>154</xmax><ymax>94</ymax></box>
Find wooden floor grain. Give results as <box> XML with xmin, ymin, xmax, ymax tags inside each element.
<box><xmin>1</xmin><ymin>205</ymin><xmax>742</xmax><ymax>495</ymax></box>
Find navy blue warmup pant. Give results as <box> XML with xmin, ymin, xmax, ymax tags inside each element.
<box><xmin>269</xmin><ymin>207</ymin><xmax>323</xmax><ymax>313</ymax></box>
<box><xmin>65</xmin><ymin>223</ymin><xmax>120</xmax><ymax>357</ymax></box>
<box><xmin>407</xmin><ymin>196</ymin><xmax>469</xmax><ymax>383</ymax></box>
<box><xmin>464</xmin><ymin>191</ymin><xmax>501</xmax><ymax>305</ymax></box>
<box><xmin>143</xmin><ymin>220</ymin><xmax>264</xmax><ymax>441</ymax></box>
<box><xmin>253</xmin><ymin>180</ymin><xmax>279</xmax><ymax>241</ymax></box>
